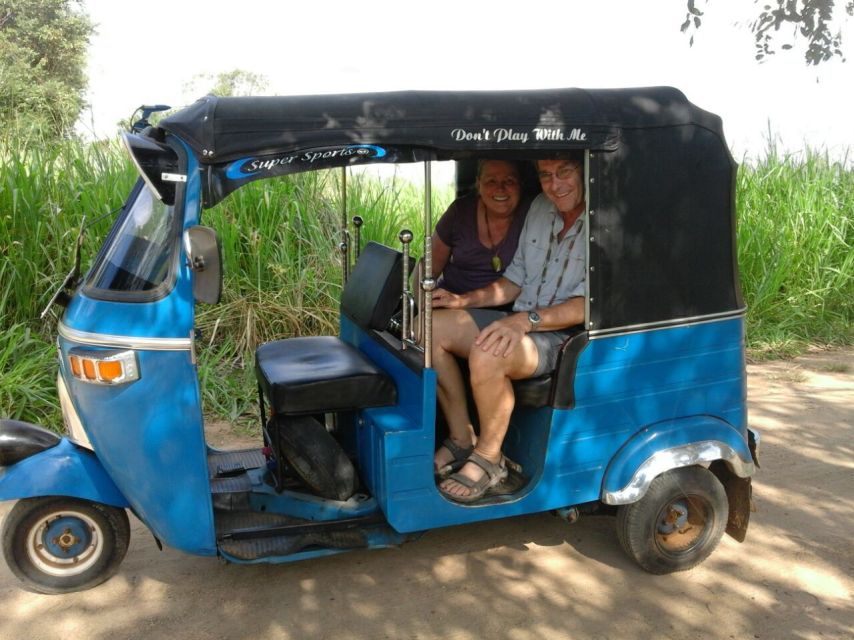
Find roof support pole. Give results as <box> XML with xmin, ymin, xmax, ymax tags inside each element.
<box><xmin>421</xmin><ymin>161</ymin><xmax>435</xmax><ymax>369</ymax></box>
<box><xmin>339</xmin><ymin>167</ymin><xmax>350</xmax><ymax>285</ymax></box>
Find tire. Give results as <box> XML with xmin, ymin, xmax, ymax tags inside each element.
<box><xmin>275</xmin><ymin>415</ymin><xmax>357</xmax><ymax>501</ymax></box>
<box><xmin>2</xmin><ymin>496</ymin><xmax>130</xmax><ymax>594</ymax></box>
<box><xmin>616</xmin><ymin>466</ymin><xmax>728</xmax><ymax>574</ymax></box>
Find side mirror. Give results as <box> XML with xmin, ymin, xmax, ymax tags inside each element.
<box><xmin>183</xmin><ymin>226</ymin><xmax>222</xmax><ymax>304</ymax></box>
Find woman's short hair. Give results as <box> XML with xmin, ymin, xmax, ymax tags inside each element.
<box><xmin>476</xmin><ymin>158</ymin><xmax>521</xmax><ymax>180</ymax></box>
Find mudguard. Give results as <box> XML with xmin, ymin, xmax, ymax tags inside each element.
<box><xmin>0</xmin><ymin>420</ymin><xmax>61</xmax><ymax>465</ymax></box>
<box><xmin>601</xmin><ymin>416</ymin><xmax>755</xmax><ymax>506</ymax></box>
<box><xmin>0</xmin><ymin>436</ymin><xmax>129</xmax><ymax>508</ymax></box>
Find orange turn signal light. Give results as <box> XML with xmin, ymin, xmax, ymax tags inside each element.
<box><xmin>66</xmin><ymin>349</ymin><xmax>140</xmax><ymax>385</ymax></box>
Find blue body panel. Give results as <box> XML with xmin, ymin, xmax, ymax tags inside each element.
<box><xmin>54</xmin><ymin>145</ymin><xmax>216</xmax><ymax>555</ymax></box>
<box><xmin>0</xmin><ymin>438</ymin><xmax>129</xmax><ymax>507</ymax></box>
<box><xmin>345</xmin><ymin>316</ymin><xmax>746</xmax><ymax>533</ymax></box>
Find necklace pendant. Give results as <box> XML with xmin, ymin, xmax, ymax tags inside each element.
<box><xmin>492</xmin><ymin>255</ymin><xmax>502</xmax><ymax>272</ymax></box>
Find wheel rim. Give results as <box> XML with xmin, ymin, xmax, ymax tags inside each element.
<box><xmin>25</xmin><ymin>509</ymin><xmax>104</xmax><ymax>577</ymax></box>
<box><xmin>653</xmin><ymin>495</ymin><xmax>713</xmax><ymax>557</ymax></box>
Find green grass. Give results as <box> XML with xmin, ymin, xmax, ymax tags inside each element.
<box><xmin>736</xmin><ymin>146</ymin><xmax>854</xmax><ymax>358</ymax></box>
<box><xmin>1</xmin><ymin>133</ymin><xmax>851</xmax><ymax>431</ymax></box>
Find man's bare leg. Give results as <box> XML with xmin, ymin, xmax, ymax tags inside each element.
<box><xmin>438</xmin><ymin>337</ymin><xmax>539</xmax><ymax>498</ymax></box>
<box><xmin>431</xmin><ymin>309</ymin><xmax>482</xmax><ymax>471</ymax></box>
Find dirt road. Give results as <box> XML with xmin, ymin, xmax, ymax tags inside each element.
<box><xmin>2</xmin><ymin>347</ymin><xmax>852</xmax><ymax>640</ymax></box>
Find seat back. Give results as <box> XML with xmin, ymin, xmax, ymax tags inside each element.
<box><xmin>340</xmin><ymin>242</ymin><xmax>406</xmax><ymax>331</ymax></box>
<box><xmin>512</xmin><ymin>327</ymin><xmax>588</xmax><ymax>408</ymax></box>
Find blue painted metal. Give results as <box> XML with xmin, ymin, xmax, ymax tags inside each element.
<box><xmin>246</xmin><ymin>469</ymin><xmax>382</xmax><ymax>521</ymax></box>
<box><xmin>54</xmin><ymin>140</ymin><xmax>216</xmax><ymax>555</ymax></box>
<box><xmin>657</xmin><ymin>501</ymin><xmax>688</xmax><ymax>534</ymax></box>
<box><xmin>0</xmin><ymin>438</ymin><xmax>129</xmax><ymax>507</ymax></box>
<box><xmin>342</xmin><ymin>316</ymin><xmax>747</xmax><ymax>533</ymax></box>
<box><xmin>44</xmin><ymin>515</ymin><xmax>91</xmax><ymax>557</ymax></box>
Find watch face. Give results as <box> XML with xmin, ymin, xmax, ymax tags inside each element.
<box><xmin>528</xmin><ymin>311</ymin><xmax>541</xmax><ymax>324</ymax></box>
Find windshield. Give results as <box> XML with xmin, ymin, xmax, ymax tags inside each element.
<box><xmin>85</xmin><ymin>182</ymin><xmax>179</xmax><ymax>297</ymax></box>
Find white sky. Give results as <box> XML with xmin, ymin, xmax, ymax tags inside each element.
<box><xmin>81</xmin><ymin>0</ymin><xmax>854</xmax><ymax>166</ymax></box>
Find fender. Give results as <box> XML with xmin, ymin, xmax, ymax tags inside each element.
<box><xmin>0</xmin><ymin>435</ymin><xmax>129</xmax><ymax>508</ymax></box>
<box><xmin>0</xmin><ymin>419</ymin><xmax>61</xmax><ymax>465</ymax></box>
<box><xmin>601</xmin><ymin>415</ymin><xmax>755</xmax><ymax>506</ymax></box>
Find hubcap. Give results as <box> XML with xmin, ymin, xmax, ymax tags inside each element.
<box><xmin>654</xmin><ymin>496</ymin><xmax>709</xmax><ymax>555</ymax></box>
<box><xmin>26</xmin><ymin>509</ymin><xmax>103</xmax><ymax>577</ymax></box>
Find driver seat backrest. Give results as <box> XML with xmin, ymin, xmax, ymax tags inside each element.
<box><xmin>340</xmin><ymin>241</ymin><xmax>409</xmax><ymax>332</ymax></box>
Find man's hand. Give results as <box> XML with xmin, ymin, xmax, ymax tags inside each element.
<box><xmin>474</xmin><ymin>312</ymin><xmax>530</xmax><ymax>358</ymax></box>
<box><xmin>432</xmin><ymin>288</ymin><xmax>467</xmax><ymax>308</ymax></box>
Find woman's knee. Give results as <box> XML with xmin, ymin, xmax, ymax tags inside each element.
<box><xmin>433</xmin><ymin>310</ymin><xmax>478</xmax><ymax>354</ymax></box>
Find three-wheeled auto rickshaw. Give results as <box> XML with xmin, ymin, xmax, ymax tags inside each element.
<box><xmin>0</xmin><ymin>87</ymin><xmax>759</xmax><ymax>593</ymax></box>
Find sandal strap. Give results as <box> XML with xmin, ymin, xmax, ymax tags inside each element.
<box><xmin>439</xmin><ymin>452</ymin><xmax>510</xmax><ymax>503</ymax></box>
<box><xmin>440</xmin><ymin>438</ymin><xmax>474</xmax><ymax>461</ymax></box>
<box><xmin>465</xmin><ymin>452</ymin><xmax>506</xmax><ymax>481</ymax></box>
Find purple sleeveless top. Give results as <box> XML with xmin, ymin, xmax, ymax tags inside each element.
<box><xmin>435</xmin><ymin>194</ymin><xmax>531</xmax><ymax>294</ymax></box>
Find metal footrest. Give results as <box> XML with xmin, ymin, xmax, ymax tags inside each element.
<box><xmin>214</xmin><ymin>509</ymin><xmax>369</xmax><ymax>560</ymax></box>
<box><xmin>207</xmin><ymin>448</ymin><xmax>266</xmax><ymax>478</ymax></box>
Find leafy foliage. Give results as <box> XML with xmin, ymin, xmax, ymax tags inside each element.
<box><xmin>183</xmin><ymin>69</ymin><xmax>270</xmax><ymax>98</ymax></box>
<box><xmin>683</xmin><ymin>0</ymin><xmax>854</xmax><ymax>64</ymax></box>
<box><xmin>0</xmin><ymin>0</ymin><xmax>94</xmax><ymax>136</ymax></box>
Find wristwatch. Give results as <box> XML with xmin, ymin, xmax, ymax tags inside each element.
<box><xmin>527</xmin><ymin>310</ymin><xmax>542</xmax><ymax>332</ymax></box>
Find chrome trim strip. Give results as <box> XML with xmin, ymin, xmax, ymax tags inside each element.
<box><xmin>588</xmin><ymin>308</ymin><xmax>747</xmax><ymax>339</ymax></box>
<box><xmin>58</xmin><ymin>375</ymin><xmax>93</xmax><ymax>450</ymax></box>
<box><xmin>58</xmin><ymin>324</ymin><xmax>192</xmax><ymax>351</ymax></box>
<box><xmin>602</xmin><ymin>440</ymin><xmax>756</xmax><ymax>506</ymax></box>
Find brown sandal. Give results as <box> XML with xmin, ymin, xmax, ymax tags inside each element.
<box><xmin>438</xmin><ymin>452</ymin><xmax>508</xmax><ymax>504</ymax></box>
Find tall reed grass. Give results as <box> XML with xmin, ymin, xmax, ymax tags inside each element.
<box><xmin>1</xmin><ymin>134</ymin><xmax>851</xmax><ymax>429</ymax></box>
<box><xmin>737</xmin><ymin>147</ymin><xmax>853</xmax><ymax>357</ymax></box>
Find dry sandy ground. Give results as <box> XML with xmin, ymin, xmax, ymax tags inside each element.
<box><xmin>1</xmin><ymin>347</ymin><xmax>852</xmax><ymax>640</ymax></box>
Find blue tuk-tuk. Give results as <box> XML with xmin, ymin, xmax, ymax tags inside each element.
<box><xmin>0</xmin><ymin>87</ymin><xmax>759</xmax><ymax>593</ymax></box>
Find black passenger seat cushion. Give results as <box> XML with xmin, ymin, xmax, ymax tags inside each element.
<box><xmin>256</xmin><ymin>336</ymin><xmax>397</xmax><ymax>415</ymax></box>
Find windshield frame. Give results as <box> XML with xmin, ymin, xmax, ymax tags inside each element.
<box><xmin>82</xmin><ymin>141</ymin><xmax>187</xmax><ymax>303</ymax></box>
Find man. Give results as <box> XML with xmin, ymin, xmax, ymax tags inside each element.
<box><xmin>431</xmin><ymin>154</ymin><xmax>586</xmax><ymax>502</ymax></box>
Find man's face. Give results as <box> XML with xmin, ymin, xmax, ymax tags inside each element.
<box><xmin>537</xmin><ymin>159</ymin><xmax>583</xmax><ymax>214</ymax></box>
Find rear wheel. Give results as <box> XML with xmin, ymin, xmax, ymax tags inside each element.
<box><xmin>616</xmin><ymin>466</ymin><xmax>727</xmax><ymax>574</ymax></box>
<box><xmin>2</xmin><ymin>497</ymin><xmax>130</xmax><ymax>594</ymax></box>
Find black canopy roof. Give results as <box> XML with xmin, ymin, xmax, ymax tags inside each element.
<box><xmin>153</xmin><ymin>86</ymin><xmax>742</xmax><ymax>332</ymax></box>
<box><xmin>159</xmin><ymin>86</ymin><xmax>725</xmax><ymax>163</ymax></box>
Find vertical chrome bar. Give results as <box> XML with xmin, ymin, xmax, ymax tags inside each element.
<box><xmin>584</xmin><ymin>149</ymin><xmax>592</xmax><ymax>331</ymax></box>
<box><xmin>422</xmin><ymin>161</ymin><xmax>434</xmax><ymax>368</ymax></box>
<box><xmin>340</xmin><ymin>167</ymin><xmax>349</xmax><ymax>284</ymax></box>
<box><xmin>353</xmin><ymin>215</ymin><xmax>363</xmax><ymax>261</ymax></box>
<box><xmin>399</xmin><ymin>229</ymin><xmax>413</xmax><ymax>347</ymax></box>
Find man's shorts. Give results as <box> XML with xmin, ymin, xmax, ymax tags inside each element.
<box><xmin>467</xmin><ymin>308</ymin><xmax>569</xmax><ymax>377</ymax></box>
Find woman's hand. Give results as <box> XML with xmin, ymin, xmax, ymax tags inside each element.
<box><xmin>432</xmin><ymin>288</ymin><xmax>467</xmax><ymax>308</ymax></box>
<box><xmin>474</xmin><ymin>313</ymin><xmax>530</xmax><ymax>358</ymax></box>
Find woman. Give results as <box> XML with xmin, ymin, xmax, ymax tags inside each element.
<box><xmin>428</xmin><ymin>159</ymin><xmax>530</xmax><ymax>477</ymax></box>
<box><xmin>430</xmin><ymin>159</ymin><xmax>530</xmax><ymax>294</ymax></box>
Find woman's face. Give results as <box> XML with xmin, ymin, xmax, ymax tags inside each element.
<box><xmin>477</xmin><ymin>161</ymin><xmax>521</xmax><ymax>217</ymax></box>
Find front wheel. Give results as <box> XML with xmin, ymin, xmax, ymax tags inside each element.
<box><xmin>616</xmin><ymin>466</ymin><xmax>728</xmax><ymax>574</ymax></box>
<box><xmin>2</xmin><ymin>497</ymin><xmax>130</xmax><ymax>594</ymax></box>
